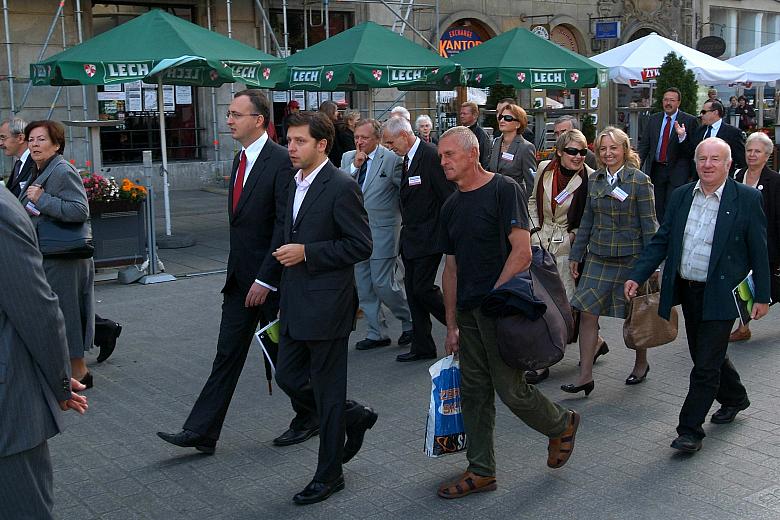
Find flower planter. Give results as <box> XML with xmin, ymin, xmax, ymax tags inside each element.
<box><xmin>89</xmin><ymin>200</ymin><xmax>146</xmax><ymax>268</ymax></box>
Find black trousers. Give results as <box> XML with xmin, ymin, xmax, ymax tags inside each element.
<box><xmin>402</xmin><ymin>253</ymin><xmax>446</xmax><ymax>356</ymax></box>
<box><xmin>677</xmin><ymin>279</ymin><xmax>748</xmax><ymax>439</ymax></box>
<box><xmin>275</xmin><ymin>334</ymin><xmax>366</xmax><ymax>483</ymax></box>
<box><xmin>649</xmin><ymin>162</ymin><xmax>688</xmax><ymax>225</ymax></box>
<box><xmin>184</xmin><ymin>286</ymin><xmax>315</xmax><ymax>440</ymax></box>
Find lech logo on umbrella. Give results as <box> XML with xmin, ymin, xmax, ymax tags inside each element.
<box><xmin>517</xmin><ymin>72</ymin><xmax>526</xmax><ymax>82</ymax></box>
<box><xmin>475</xmin><ymin>73</ymin><xmax>482</xmax><ymax>84</ymax></box>
<box><xmin>262</xmin><ymin>67</ymin><xmax>271</xmax><ymax>80</ymax></box>
<box><xmin>209</xmin><ymin>69</ymin><xmax>219</xmax><ymax>81</ymax></box>
<box><xmin>83</xmin><ymin>64</ymin><xmax>96</xmax><ymax>77</ymax></box>
<box><xmin>570</xmin><ymin>72</ymin><xmax>579</xmax><ymax>83</ymax></box>
<box><xmin>325</xmin><ymin>70</ymin><xmax>334</xmax><ymax>82</ymax></box>
<box><xmin>372</xmin><ymin>69</ymin><xmax>383</xmax><ymax>81</ymax></box>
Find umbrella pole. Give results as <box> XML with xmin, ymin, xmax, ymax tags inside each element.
<box><xmin>157</xmin><ymin>77</ymin><xmax>172</xmax><ymax>236</ymax></box>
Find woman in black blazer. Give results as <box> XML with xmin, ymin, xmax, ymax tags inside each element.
<box><xmin>730</xmin><ymin>131</ymin><xmax>780</xmax><ymax>342</ymax></box>
<box><xmin>488</xmin><ymin>103</ymin><xmax>537</xmax><ymax>197</ymax></box>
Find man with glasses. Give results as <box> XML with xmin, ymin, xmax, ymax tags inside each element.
<box><xmin>0</xmin><ymin>118</ymin><xmax>33</xmax><ymax>197</ymax></box>
<box><xmin>553</xmin><ymin>115</ymin><xmax>597</xmax><ymax>170</ymax></box>
<box><xmin>638</xmin><ymin>87</ymin><xmax>698</xmax><ymax>223</ymax></box>
<box><xmin>158</xmin><ymin>89</ymin><xmax>317</xmax><ymax>454</ymax></box>
<box><xmin>683</xmin><ymin>100</ymin><xmax>746</xmax><ymax>174</ymax></box>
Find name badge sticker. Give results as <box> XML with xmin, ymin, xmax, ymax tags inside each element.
<box><xmin>408</xmin><ymin>175</ymin><xmax>422</xmax><ymax>186</ymax></box>
<box><xmin>610</xmin><ymin>186</ymin><xmax>629</xmax><ymax>202</ymax></box>
<box><xmin>25</xmin><ymin>201</ymin><xmax>41</xmax><ymax>216</ymax></box>
<box><xmin>501</xmin><ymin>152</ymin><xmax>514</xmax><ymax>161</ymax></box>
<box><xmin>19</xmin><ymin>181</ymin><xmax>28</xmax><ymax>191</ymax></box>
<box><xmin>554</xmin><ymin>189</ymin><xmax>572</xmax><ymax>204</ymax></box>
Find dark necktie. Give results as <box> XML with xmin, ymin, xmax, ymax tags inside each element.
<box><xmin>704</xmin><ymin>125</ymin><xmax>712</xmax><ymax>139</ymax></box>
<box><xmin>232</xmin><ymin>151</ymin><xmax>246</xmax><ymax>212</ymax></box>
<box><xmin>403</xmin><ymin>155</ymin><xmax>409</xmax><ymax>176</ymax></box>
<box><xmin>11</xmin><ymin>158</ymin><xmax>22</xmax><ymax>181</ymax></box>
<box><xmin>357</xmin><ymin>160</ymin><xmax>368</xmax><ymax>187</ymax></box>
<box><xmin>659</xmin><ymin>115</ymin><xmax>672</xmax><ymax>162</ymax></box>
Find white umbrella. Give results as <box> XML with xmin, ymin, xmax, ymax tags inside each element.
<box><xmin>591</xmin><ymin>33</ymin><xmax>746</xmax><ymax>86</ymax></box>
<box><xmin>726</xmin><ymin>40</ymin><xmax>780</xmax><ymax>84</ymax></box>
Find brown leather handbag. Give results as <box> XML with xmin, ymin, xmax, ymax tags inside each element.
<box><xmin>623</xmin><ymin>278</ymin><xmax>678</xmax><ymax>350</ymax></box>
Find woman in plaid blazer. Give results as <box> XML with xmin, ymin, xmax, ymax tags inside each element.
<box><xmin>563</xmin><ymin>127</ymin><xmax>658</xmax><ymax>395</ymax></box>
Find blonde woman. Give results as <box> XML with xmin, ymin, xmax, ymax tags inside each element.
<box><xmin>564</xmin><ymin>127</ymin><xmax>658</xmax><ymax>395</ymax></box>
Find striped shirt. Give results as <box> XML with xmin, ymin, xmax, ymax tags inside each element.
<box><xmin>680</xmin><ymin>180</ymin><xmax>725</xmax><ymax>281</ymax></box>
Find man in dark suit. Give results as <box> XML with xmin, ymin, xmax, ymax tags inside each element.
<box><xmin>684</xmin><ymin>100</ymin><xmax>746</xmax><ymax>173</ymax></box>
<box><xmin>460</xmin><ymin>101</ymin><xmax>492</xmax><ymax>169</ymax></box>
<box><xmin>638</xmin><ymin>87</ymin><xmax>699</xmax><ymax>223</ymax></box>
<box><xmin>158</xmin><ymin>90</ymin><xmax>316</xmax><ymax>454</ymax></box>
<box><xmin>0</xmin><ymin>187</ymin><xmax>87</xmax><ymax>519</ymax></box>
<box><xmin>272</xmin><ymin>112</ymin><xmax>376</xmax><ymax>505</ymax></box>
<box><xmin>382</xmin><ymin>116</ymin><xmax>456</xmax><ymax>362</ymax></box>
<box><xmin>626</xmin><ymin>137</ymin><xmax>770</xmax><ymax>453</ymax></box>
<box><xmin>0</xmin><ymin>118</ymin><xmax>34</xmax><ymax>197</ymax></box>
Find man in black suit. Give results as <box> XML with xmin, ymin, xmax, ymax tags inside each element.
<box><xmin>626</xmin><ymin>137</ymin><xmax>770</xmax><ymax>453</ymax></box>
<box><xmin>272</xmin><ymin>112</ymin><xmax>376</xmax><ymax>505</ymax></box>
<box><xmin>638</xmin><ymin>87</ymin><xmax>699</xmax><ymax>223</ymax></box>
<box><xmin>0</xmin><ymin>118</ymin><xmax>34</xmax><ymax>197</ymax></box>
<box><xmin>158</xmin><ymin>90</ymin><xmax>316</xmax><ymax>454</ymax></box>
<box><xmin>460</xmin><ymin>101</ymin><xmax>491</xmax><ymax>169</ymax></box>
<box><xmin>382</xmin><ymin>116</ymin><xmax>456</xmax><ymax>362</ymax></box>
<box><xmin>684</xmin><ymin>100</ymin><xmax>746</xmax><ymax>174</ymax></box>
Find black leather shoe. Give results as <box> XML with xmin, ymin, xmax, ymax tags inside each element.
<box><xmin>397</xmin><ymin>330</ymin><xmax>413</xmax><ymax>346</ymax></box>
<box><xmin>79</xmin><ymin>372</ymin><xmax>93</xmax><ymax>390</ymax></box>
<box><xmin>578</xmin><ymin>340</ymin><xmax>609</xmax><ymax>366</ymax></box>
<box><xmin>343</xmin><ymin>407</ymin><xmax>378</xmax><ymax>463</ymax></box>
<box><xmin>96</xmin><ymin>322</ymin><xmax>122</xmax><ymax>363</ymax></box>
<box><xmin>396</xmin><ymin>351</ymin><xmax>437</xmax><ymax>362</ymax></box>
<box><xmin>560</xmin><ymin>381</ymin><xmax>595</xmax><ymax>396</ymax></box>
<box><xmin>711</xmin><ymin>401</ymin><xmax>750</xmax><ymax>424</ymax></box>
<box><xmin>355</xmin><ymin>337</ymin><xmax>392</xmax><ymax>350</ymax></box>
<box><xmin>625</xmin><ymin>365</ymin><xmax>650</xmax><ymax>385</ymax></box>
<box><xmin>272</xmin><ymin>427</ymin><xmax>319</xmax><ymax>447</ymax></box>
<box><xmin>670</xmin><ymin>434</ymin><xmax>702</xmax><ymax>453</ymax></box>
<box><xmin>157</xmin><ymin>430</ymin><xmax>216</xmax><ymax>454</ymax></box>
<box><xmin>293</xmin><ymin>475</ymin><xmax>345</xmax><ymax>505</ymax></box>
<box><xmin>524</xmin><ymin>367</ymin><xmax>550</xmax><ymax>384</ymax></box>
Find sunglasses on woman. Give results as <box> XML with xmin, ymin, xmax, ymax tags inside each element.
<box><xmin>498</xmin><ymin>115</ymin><xmax>517</xmax><ymax>122</ymax></box>
<box><xmin>562</xmin><ymin>147</ymin><xmax>588</xmax><ymax>157</ymax></box>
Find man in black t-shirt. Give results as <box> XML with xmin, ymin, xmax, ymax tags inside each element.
<box><xmin>436</xmin><ymin>127</ymin><xmax>581</xmax><ymax>500</ymax></box>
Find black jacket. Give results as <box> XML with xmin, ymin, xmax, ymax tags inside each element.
<box><xmin>638</xmin><ymin>110</ymin><xmax>699</xmax><ymax>183</ymax></box>
<box><xmin>685</xmin><ymin>120</ymin><xmax>746</xmax><ymax>173</ymax></box>
<box><xmin>5</xmin><ymin>155</ymin><xmax>34</xmax><ymax>198</ymax></box>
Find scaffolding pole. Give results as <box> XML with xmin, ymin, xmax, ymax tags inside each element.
<box><xmin>57</xmin><ymin>5</ymin><xmax>73</xmax><ymax>150</ymax></box>
<box><xmin>74</xmin><ymin>0</ymin><xmax>90</xmax><ymax>168</ymax></box>
<box><xmin>206</xmin><ymin>0</ymin><xmax>220</xmax><ymax>163</ymax></box>
<box><xmin>2</xmin><ymin>0</ymin><xmax>15</xmax><ymax>113</ymax></box>
<box><xmin>253</xmin><ymin>0</ymin><xmax>283</xmax><ymax>55</ymax></box>
<box><xmin>18</xmin><ymin>0</ymin><xmax>65</xmax><ymax>112</ymax></box>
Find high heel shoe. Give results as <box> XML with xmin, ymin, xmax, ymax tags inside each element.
<box><xmin>561</xmin><ymin>381</ymin><xmax>594</xmax><ymax>396</ymax></box>
<box><xmin>579</xmin><ymin>340</ymin><xmax>609</xmax><ymax>366</ymax></box>
<box><xmin>625</xmin><ymin>365</ymin><xmax>649</xmax><ymax>385</ymax></box>
<box><xmin>96</xmin><ymin>323</ymin><xmax>122</xmax><ymax>363</ymax></box>
<box><xmin>79</xmin><ymin>372</ymin><xmax>93</xmax><ymax>390</ymax></box>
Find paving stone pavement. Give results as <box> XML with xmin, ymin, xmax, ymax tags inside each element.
<box><xmin>47</xmin><ymin>190</ymin><xmax>780</xmax><ymax>520</ymax></box>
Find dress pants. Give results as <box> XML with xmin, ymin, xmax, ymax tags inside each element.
<box><xmin>650</xmin><ymin>162</ymin><xmax>684</xmax><ymax>225</ymax></box>
<box><xmin>355</xmin><ymin>256</ymin><xmax>412</xmax><ymax>341</ymax></box>
<box><xmin>0</xmin><ymin>441</ymin><xmax>54</xmax><ymax>520</ymax></box>
<box><xmin>457</xmin><ymin>308</ymin><xmax>569</xmax><ymax>477</ymax></box>
<box><xmin>677</xmin><ymin>279</ymin><xmax>748</xmax><ymax>439</ymax></box>
<box><xmin>402</xmin><ymin>253</ymin><xmax>446</xmax><ymax>356</ymax></box>
<box><xmin>184</xmin><ymin>286</ymin><xmax>315</xmax><ymax>440</ymax></box>
<box><xmin>275</xmin><ymin>334</ymin><xmax>366</xmax><ymax>483</ymax></box>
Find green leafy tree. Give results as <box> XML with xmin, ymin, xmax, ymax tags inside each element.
<box><xmin>581</xmin><ymin>114</ymin><xmax>597</xmax><ymax>144</ymax></box>
<box><xmin>652</xmin><ymin>52</ymin><xmax>698</xmax><ymax>115</ymax></box>
<box><xmin>485</xmin><ymin>84</ymin><xmax>516</xmax><ymax>131</ymax></box>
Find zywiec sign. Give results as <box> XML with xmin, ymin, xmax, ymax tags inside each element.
<box><xmin>387</xmin><ymin>67</ymin><xmax>427</xmax><ymax>86</ymax></box>
<box><xmin>529</xmin><ymin>68</ymin><xmax>566</xmax><ymax>88</ymax></box>
<box><xmin>696</xmin><ymin>36</ymin><xmax>726</xmax><ymax>58</ymax></box>
<box><xmin>640</xmin><ymin>67</ymin><xmax>660</xmax><ymax>82</ymax></box>
<box><xmin>103</xmin><ymin>62</ymin><xmax>151</xmax><ymax>82</ymax></box>
<box><xmin>289</xmin><ymin>66</ymin><xmax>324</xmax><ymax>86</ymax></box>
<box><xmin>439</xmin><ymin>28</ymin><xmax>482</xmax><ymax>58</ymax></box>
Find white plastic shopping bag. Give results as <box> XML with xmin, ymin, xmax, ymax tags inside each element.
<box><xmin>424</xmin><ymin>354</ymin><xmax>467</xmax><ymax>457</ymax></box>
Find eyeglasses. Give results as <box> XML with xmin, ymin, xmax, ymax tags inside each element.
<box><xmin>562</xmin><ymin>147</ymin><xmax>588</xmax><ymax>157</ymax></box>
<box><xmin>700</xmin><ymin>109</ymin><xmax>717</xmax><ymax>115</ymax></box>
<box><xmin>498</xmin><ymin>115</ymin><xmax>517</xmax><ymax>122</ymax></box>
<box><xmin>225</xmin><ymin>111</ymin><xmax>260</xmax><ymax>120</ymax></box>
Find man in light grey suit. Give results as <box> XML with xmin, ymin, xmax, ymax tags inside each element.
<box><xmin>340</xmin><ymin>119</ymin><xmax>413</xmax><ymax>350</ymax></box>
<box><xmin>0</xmin><ymin>187</ymin><xmax>88</xmax><ymax>519</ymax></box>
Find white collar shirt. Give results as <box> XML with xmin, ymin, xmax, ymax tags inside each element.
<box><xmin>405</xmin><ymin>136</ymin><xmax>421</xmax><ymax>167</ymax></box>
<box><xmin>238</xmin><ymin>132</ymin><xmax>269</xmax><ymax>187</ymax></box>
<box><xmin>293</xmin><ymin>158</ymin><xmax>329</xmax><ymax>222</ymax></box>
<box><xmin>680</xmin><ymin>180</ymin><xmax>726</xmax><ymax>282</ymax></box>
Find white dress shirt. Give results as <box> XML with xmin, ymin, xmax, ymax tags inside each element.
<box><xmin>680</xmin><ymin>180</ymin><xmax>725</xmax><ymax>282</ymax></box>
<box><xmin>293</xmin><ymin>159</ymin><xmax>329</xmax><ymax>222</ymax></box>
<box><xmin>405</xmin><ymin>136</ymin><xmax>421</xmax><ymax>167</ymax></box>
<box><xmin>238</xmin><ymin>132</ymin><xmax>269</xmax><ymax>188</ymax></box>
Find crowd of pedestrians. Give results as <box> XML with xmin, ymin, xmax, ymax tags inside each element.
<box><xmin>0</xmin><ymin>85</ymin><xmax>776</xmax><ymax>516</ymax></box>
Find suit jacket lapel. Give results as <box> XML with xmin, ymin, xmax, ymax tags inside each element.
<box><xmin>293</xmin><ymin>164</ymin><xmax>330</xmax><ymax>229</ymax></box>
<box><xmin>707</xmin><ymin>179</ymin><xmax>738</xmax><ymax>279</ymax></box>
<box><xmin>362</xmin><ymin>148</ymin><xmax>383</xmax><ymax>192</ymax></box>
<box><xmin>407</xmin><ymin>146</ymin><xmax>423</xmax><ymax>180</ymax></box>
<box><xmin>228</xmin><ymin>152</ymin><xmax>241</xmax><ymax>219</ymax></box>
<box><xmin>233</xmin><ymin>144</ymin><xmax>273</xmax><ymax>220</ymax></box>
<box><xmin>284</xmin><ymin>176</ymin><xmax>296</xmax><ymax>242</ymax></box>
<box><xmin>507</xmin><ymin>136</ymin><xmax>523</xmax><ymax>158</ymax></box>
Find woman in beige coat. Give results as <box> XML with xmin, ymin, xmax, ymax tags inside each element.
<box><xmin>525</xmin><ymin>129</ymin><xmax>607</xmax><ymax>383</ymax></box>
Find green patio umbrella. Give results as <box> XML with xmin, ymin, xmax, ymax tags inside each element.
<box><xmin>30</xmin><ymin>9</ymin><xmax>285</xmax><ymax>236</ymax></box>
<box><xmin>455</xmin><ymin>28</ymin><xmax>608</xmax><ymax>89</ymax></box>
<box><xmin>280</xmin><ymin>21</ymin><xmax>460</xmax><ymax>91</ymax></box>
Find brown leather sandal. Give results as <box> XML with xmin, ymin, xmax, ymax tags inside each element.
<box><xmin>437</xmin><ymin>471</ymin><xmax>497</xmax><ymax>499</ymax></box>
<box><xmin>547</xmin><ymin>410</ymin><xmax>580</xmax><ymax>468</ymax></box>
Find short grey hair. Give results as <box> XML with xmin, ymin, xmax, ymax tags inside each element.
<box><xmin>390</xmin><ymin>106</ymin><xmax>410</xmax><ymax>121</ymax></box>
<box><xmin>694</xmin><ymin>136</ymin><xmax>732</xmax><ymax>165</ymax></box>
<box><xmin>382</xmin><ymin>115</ymin><xmax>414</xmax><ymax>137</ymax></box>
<box><xmin>0</xmin><ymin>118</ymin><xmax>27</xmax><ymax>135</ymax></box>
<box><xmin>415</xmin><ymin>114</ymin><xmax>432</xmax><ymax>130</ymax></box>
<box><xmin>440</xmin><ymin>126</ymin><xmax>479</xmax><ymax>154</ymax></box>
<box><xmin>745</xmin><ymin>131</ymin><xmax>774</xmax><ymax>155</ymax></box>
<box><xmin>554</xmin><ymin>115</ymin><xmax>580</xmax><ymax>130</ymax></box>
<box><xmin>355</xmin><ymin>118</ymin><xmax>381</xmax><ymax>138</ymax></box>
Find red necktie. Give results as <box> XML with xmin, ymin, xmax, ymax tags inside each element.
<box><xmin>659</xmin><ymin>116</ymin><xmax>672</xmax><ymax>162</ymax></box>
<box><xmin>232</xmin><ymin>151</ymin><xmax>246</xmax><ymax>212</ymax></box>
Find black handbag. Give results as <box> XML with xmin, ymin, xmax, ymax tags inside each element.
<box><xmin>37</xmin><ymin>218</ymin><xmax>94</xmax><ymax>259</ymax></box>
